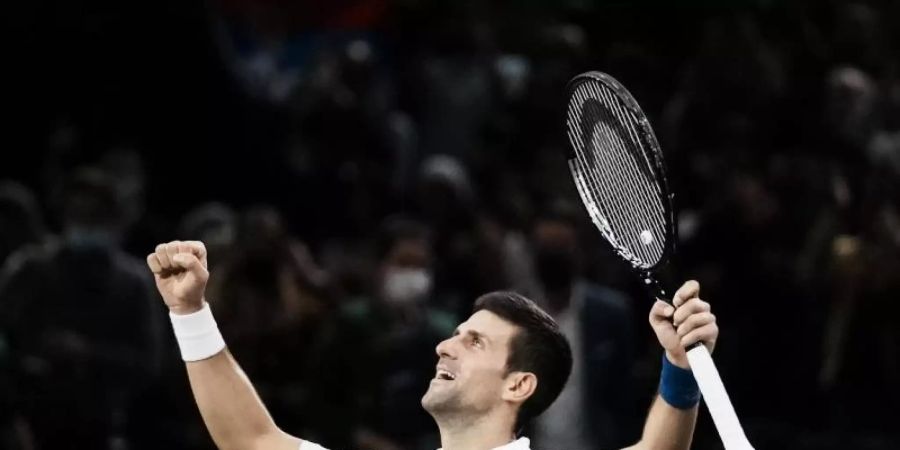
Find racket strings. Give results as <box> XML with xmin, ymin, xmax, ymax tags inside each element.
<box><xmin>592</xmin><ymin>119</ymin><xmax>660</xmax><ymax>263</ymax></box>
<box><xmin>589</xmin><ymin>85</ymin><xmax>664</xmax><ymax>261</ymax></box>
<box><xmin>583</xmin><ymin>108</ymin><xmax>666</xmax><ymax>267</ymax></box>
<box><xmin>566</xmin><ymin>81</ymin><xmax>667</xmax><ymax>268</ymax></box>
<box><xmin>592</xmin><ymin>84</ymin><xmax>667</xmax><ymax>259</ymax></box>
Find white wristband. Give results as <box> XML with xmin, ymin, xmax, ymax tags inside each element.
<box><xmin>169</xmin><ymin>302</ymin><xmax>226</xmax><ymax>362</ymax></box>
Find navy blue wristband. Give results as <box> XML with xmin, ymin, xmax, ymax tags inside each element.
<box><xmin>659</xmin><ymin>354</ymin><xmax>701</xmax><ymax>409</ymax></box>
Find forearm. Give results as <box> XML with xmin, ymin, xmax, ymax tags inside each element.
<box><xmin>627</xmin><ymin>395</ymin><xmax>697</xmax><ymax>450</ymax></box>
<box><xmin>149</xmin><ymin>242</ymin><xmax>304</xmax><ymax>450</ymax></box>
<box><xmin>625</xmin><ymin>352</ymin><xmax>701</xmax><ymax>450</ymax></box>
<box><xmin>185</xmin><ymin>349</ymin><xmax>299</xmax><ymax>450</ymax></box>
<box><xmin>170</xmin><ymin>303</ymin><xmax>299</xmax><ymax>450</ymax></box>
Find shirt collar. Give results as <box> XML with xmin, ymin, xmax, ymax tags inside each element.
<box><xmin>437</xmin><ymin>437</ymin><xmax>531</xmax><ymax>450</ymax></box>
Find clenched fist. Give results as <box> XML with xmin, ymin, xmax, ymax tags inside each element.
<box><xmin>146</xmin><ymin>241</ymin><xmax>209</xmax><ymax>315</ymax></box>
<box><xmin>649</xmin><ymin>280</ymin><xmax>718</xmax><ymax>369</ymax></box>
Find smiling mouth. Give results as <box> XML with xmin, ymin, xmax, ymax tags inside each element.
<box><xmin>435</xmin><ymin>369</ymin><xmax>456</xmax><ymax>381</ymax></box>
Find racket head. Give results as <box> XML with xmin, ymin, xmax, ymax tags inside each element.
<box><xmin>564</xmin><ymin>71</ymin><xmax>676</xmax><ymax>272</ymax></box>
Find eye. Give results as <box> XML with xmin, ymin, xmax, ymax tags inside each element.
<box><xmin>472</xmin><ymin>336</ymin><xmax>484</xmax><ymax>348</ymax></box>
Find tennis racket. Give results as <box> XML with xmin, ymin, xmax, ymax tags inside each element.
<box><xmin>564</xmin><ymin>71</ymin><xmax>753</xmax><ymax>450</ymax></box>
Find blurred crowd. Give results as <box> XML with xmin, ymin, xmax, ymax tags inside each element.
<box><xmin>2</xmin><ymin>0</ymin><xmax>899</xmax><ymax>449</ymax></box>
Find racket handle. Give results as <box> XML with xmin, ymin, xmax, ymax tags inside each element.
<box><xmin>643</xmin><ymin>275</ymin><xmax>703</xmax><ymax>351</ymax></box>
<box><xmin>686</xmin><ymin>345</ymin><xmax>754</xmax><ymax>450</ymax></box>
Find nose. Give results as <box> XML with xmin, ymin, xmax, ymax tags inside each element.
<box><xmin>435</xmin><ymin>336</ymin><xmax>456</xmax><ymax>359</ymax></box>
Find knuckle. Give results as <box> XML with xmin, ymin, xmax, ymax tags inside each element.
<box><xmin>185</xmin><ymin>240</ymin><xmax>202</xmax><ymax>252</ymax></box>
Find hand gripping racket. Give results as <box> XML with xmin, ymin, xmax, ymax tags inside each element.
<box><xmin>564</xmin><ymin>71</ymin><xmax>753</xmax><ymax>450</ymax></box>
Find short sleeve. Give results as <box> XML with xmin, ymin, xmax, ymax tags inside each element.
<box><xmin>300</xmin><ymin>440</ymin><xmax>329</xmax><ymax>450</ymax></box>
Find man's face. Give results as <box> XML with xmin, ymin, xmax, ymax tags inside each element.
<box><xmin>421</xmin><ymin>310</ymin><xmax>519</xmax><ymax>418</ymax></box>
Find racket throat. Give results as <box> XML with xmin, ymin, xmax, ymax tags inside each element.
<box><xmin>641</xmin><ymin>272</ymin><xmax>668</xmax><ymax>302</ymax></box>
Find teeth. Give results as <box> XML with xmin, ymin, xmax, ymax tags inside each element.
<box><xmin>437</xmin><ymin>369</ymin><xmax>455</xmax><ymax>380</ymax></box>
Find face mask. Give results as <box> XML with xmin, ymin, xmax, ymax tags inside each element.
<box><xmin>65</xmin><ymin>227</ymin><xmax>116</xmax><ymax>251</ymax></box>
<box><xmin>381</xmin><ymin>267</ymin><xmax>432</xmax><ymax>305</ymax></box>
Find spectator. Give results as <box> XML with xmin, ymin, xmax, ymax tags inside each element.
<box><xmin>0</xmin><ymin>167</ymin><xmax>163</xmax><ymax>449</ymax></box>
<box><xmin>0</xmin><ymin>181</ymin><xmax>46</xmax><ymax>268</ymax></box>
<box><xmin>312</xmin><ymin>216</ymin><xmax>456</xmax><ymax>450</ymax></box>
<box><xmin>519</xmin><ymin>202</ymin><xmax>639</xmax><ymax>450</ymax></box>
<box><xmin>205</xmin><ymin>206</ymin><xmax>332</xmax><ymax>436</ymax></box>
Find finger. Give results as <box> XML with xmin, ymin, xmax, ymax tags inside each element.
<box><xmin>672</xmin><ymin>280</ymin><xmax>700</xmax><ymax>308</ymax></box>
<box><xmin>165</xmin><ymin>241</ymin><xmax>181</xmax><ymax>268</ymax></box>
<box><xmin>676</xmin><ymin>312</ymin><xmax>716</xmax><ymax>338</ymax></box>
<box><xmin>146</xmin><ymin>253</ymin><xmax>162</xmax><ymax>274</ymax></box>
<box><xmin>649</xmin><ymin>300</ymin><xmax>675</xmax><ymax>323</ymax></box>
<box><xmin>155</xmin><ymin>243</ymin><xmax>172</xmax><ymax>269</ymax></box>
<box><xmin>681</xmin><ymin>323</ymin><xmax>719</xmax><ymax>347</ymax></box>
<box><xmin>172</xmin><ymin>253</ymin><xmax>207</xmax><ymax>279</ymax></box>
<box><xmin>175</xmin><ymin>241</ymin><xmax>197</xmax><ymax>264</ymax></box>
<box><xmin>183</xmin><ymin>241</ymin><xmax>208</xmax><ymax>267</ymax></box>
<box><xmin>673</xmin><ymin>297</ymin><xmax>711</xmax><ymax>326</ymax></box>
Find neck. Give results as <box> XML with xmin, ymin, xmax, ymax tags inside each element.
<box><xmin>435</xmin><ymin>408</ymin><xmax>516</xmax><ymax>450</ymax></box>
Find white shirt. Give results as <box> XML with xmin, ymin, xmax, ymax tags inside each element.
<box><xmin>300</xmin><ymin>437</ymin><xmax>532</xmax><ymax>450</ymax></box>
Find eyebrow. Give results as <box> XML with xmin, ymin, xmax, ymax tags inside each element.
<box><xmin>453</xmin><ymin>328</ymin><xmax>492</xmax><ymax>345</ymax></box>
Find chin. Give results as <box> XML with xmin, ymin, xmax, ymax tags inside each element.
<box><xmin>421</xmin><ymin>388</ymin><xmax>441</xmax><ymax>411</ymax></box>
<box><xmin>421</xmin><ymin>385</ymin><xmax>455</xmax><ymax>414</ymax></box>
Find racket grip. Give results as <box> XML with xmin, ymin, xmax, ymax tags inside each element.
<box><xmin>642</xmin><ymin>275</ymin><xmax>705</xmax><ymax>351</ymax></box>
<box><xmin>686</xmin><ymin>345</ymin><xmax>754</xmax><ymax>450</ymax></box>
<box><xmin>642</xmin><ymin>274</ymin><xmax>705</xmax><ymax>353</ymax></box>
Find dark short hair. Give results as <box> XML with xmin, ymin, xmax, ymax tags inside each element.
<box><xmin>473</xmin><ymin>291</ymin><xmax>572</xmax><ymax>430</ymax></box>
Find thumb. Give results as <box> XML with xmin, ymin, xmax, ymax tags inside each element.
<box><xmin>172</xmin><ymin>253</ymin><xmax>207</xmax><ymax>277</ymax></box>
<box><xmin>649</xmin><ymin>300</ymin><xmax>675</xmax><ymax>328</ymax></box>
<box><xmin>649</xmin><ymin>300</ymin><xmax>678</xmax><ymax>345</ymax></box>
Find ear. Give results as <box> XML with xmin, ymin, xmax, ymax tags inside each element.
<box><xmin>501</xmin><ymin>371</ymin><xmax>538</xmax><ymax>405</ymax></box>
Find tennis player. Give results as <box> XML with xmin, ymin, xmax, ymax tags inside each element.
<box><xmin>148</xmin><ymin>240</ymin><xmax>718</xmax><ymax>450</ymax></box>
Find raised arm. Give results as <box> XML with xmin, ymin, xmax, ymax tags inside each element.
<box><xmin>147</xmin><ymin>241</ymin><xmax>302</xmax><ymax>450</ymax></box>
<box><xmin>625</xmin><ymin>280</ymin><xmax>717</xmax><ymax>450</ymax></box>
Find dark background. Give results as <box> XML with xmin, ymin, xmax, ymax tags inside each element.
<box><xmin>1</xmin><ymin>0</ymin><xmax>899</xmax><ymax>449</ymax></box>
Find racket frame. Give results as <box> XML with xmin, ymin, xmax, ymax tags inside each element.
<box><xmin>565</xmin><ymin>71</ymin><xmax>676</xmax><ymax>298</ymax></box>
<box><xmin>563</xmin><ymin>71</ymin><xmax>755</xmax><ymax>450</ymax></box>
